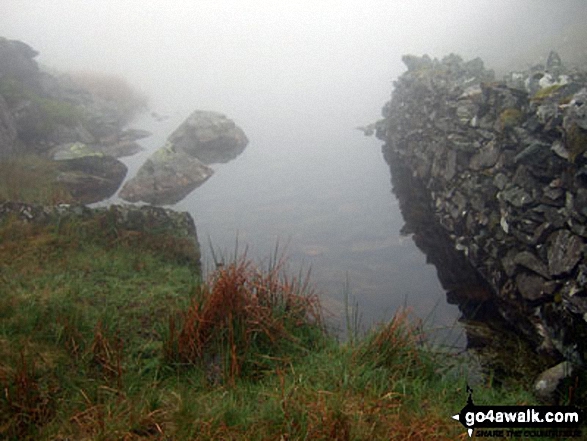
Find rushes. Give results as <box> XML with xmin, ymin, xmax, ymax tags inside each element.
<box><xmin>165</xmin><ymin>253</ymin><xmax>324</xmax><ymax>383</ymax></box>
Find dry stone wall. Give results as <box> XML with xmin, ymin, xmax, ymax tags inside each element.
<box><xmin>379</xmin><ymin>53</ymin><xmax>587</xmax><ymax>365</ymax></box>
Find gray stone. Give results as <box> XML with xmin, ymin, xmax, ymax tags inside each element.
<box><xmin>119</xmin><ymin>142</ymin><xmax>213</xmax><ymax>205</ymax></box>
<box><xmin>547</xmin><ymin>230</ymin><xmax>584</xmax><ymax>276</ymax></box>
<box><xmin>95</xmin><ymin>140</ymin><xmax>143</xmax><ymax>158</ymax></box>
<box><xmin>493</xmin><ymin>173</ymin><xmax>508</xmax><ymax>190</ymax></box>
<box><xmin>470</xmin><ymin>141</ymin><xmax>500</xmax><ymax>170</ymax></box>
<box><xmin>168</xmin><ymin>110</ymin><xmax>248</xmax><ymax>164</ymax></box>
<box><xmin>52</xmin><ymin>142</ymin><xmax>103</xmax><ymax>160</ymax></box>
<box><xmin>534</xmin><ymin>361</ymin><xmax>574</xmax><ymax>402</ymax></box>
<box><xmin>0</xmin><ymin>94</ymin><xmax>17</xmax><ymax>158</ymax></box>
<box><xmin>515</xmin><ymin>272</ymin><xmax>551</xmax><ymax>301</ymax></box>
<box><xmin>55</xmin><ymin>155</ymin><xmax>127</xmax><ymax>204</ymax></box>
<box><xmin>514</xmin><ymin>251</ymin><xmax>550</xmax><ymax>279</ymax></box>
<box><xmin>500</xmin><ymin>186</ymin><xmax>534</xmax><ymax>207</ymax></box>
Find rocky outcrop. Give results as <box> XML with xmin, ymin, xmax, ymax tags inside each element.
<box><xmin>168</xmin><ymin>110</ymin><xmax>248</xmax><ymax>164</ymax></box>
<box><xmin>119</xmin><ymin>111</ymin><xmax>247</xmax><ymax>205</ymax></box>
<box><xmin>0</xmin><ymin>37</ymin><xmax>147</xmax><ymax>159</ymax></box>
<box><xmin>379</xmin><ymin>53</ymin><xmax>587</xmax><ymax>367</ymax></box>
<box><xmin>0</xmin><ymin>201</ymin><xmax>201</xmax><ymax>267</ymax></box>
<box><xmin>119</xmin><ymin>143</ymin><xmax>213</xmax><ymax>205</ymax></box>
<box><xmin>0</xmin><ymin>94</ymin><xmax>17</xmax><ymax>158</ymax></box>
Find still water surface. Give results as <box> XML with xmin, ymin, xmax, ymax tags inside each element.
<box><xmin>109</xmin><ymin>109</ymin><xmax>463</xmax><ymax>342</ymax></box>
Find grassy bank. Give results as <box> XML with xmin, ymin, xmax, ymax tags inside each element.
<box><xmin>0</xmin><ymin>205</ymin><xmax>571</xmax><ymax>439</ymax></box>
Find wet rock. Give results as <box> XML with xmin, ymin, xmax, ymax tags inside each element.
<box><xmin>55</xmin><ymin>155</ymin><xmax>127</xmax><ymax>204</ymax></box>
<box><xmin>534</xmin><ymin>361</ymin><xmax>574</xmax><ymax>402</ymax></box>
<box><xmin>514</xmin><ymin>251</ymin><xmax>549</xmax><ymax>279</ymax></box>
<box><xmin>119</xmin><ymin>128</ymin><xmax>152</xmax><ymax>142</ymax></box>
<box><xmin>168</xmin><ymin>110</ymin><xmax>248</xmax><ymax>164</ymax></box>
<box><xmin>516</xmin><ymin>272</ymin><xmax>550</xmax><ymax>301</ymax></box>
<box><xmin>119</xmin><ymin>143</ymin><xmax>213</xmax><ymax>205</ymax></box>
<box><xmin>52</xmin><ymin>142</ymin><xmax>103</xmax><ymax>160</ymax></box>
<box><xmin>469</xmin><ymin>141</ymin><xmax>500</xmax><ymax>170</ymax></box>
<box><xmin>380</xmin><ymin>51</ymin><xmax>587</xmax><ymax>366</ymax></box>
<box><xmin>94</xmin><ymin>140</ymin><xmax>143</xmax><ymax>158</ymax></box>
<box><xmin>547</xmin><ymin>230</ymin><xmax>584</xmax><ymax>277</ymax></box>
<box><xmin>499</xmin><ymin>186</ymin><xmax>534</xmax><ymax>207</ymax></box>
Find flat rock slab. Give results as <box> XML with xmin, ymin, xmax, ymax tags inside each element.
<box><xmin>119</xmin><ymin>143</ymin><xmax>213</xmax><ymax>205</ymax></box>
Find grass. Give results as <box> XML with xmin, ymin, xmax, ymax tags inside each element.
<box><xmin>0</xmin><ymin>211</ymin><xmax>582</xmax><ymax>439</ymax></box>
<box><xmin>0</xmin><ymin>155</ymin><xmax>74</xmax><ymax>204</ymax></box>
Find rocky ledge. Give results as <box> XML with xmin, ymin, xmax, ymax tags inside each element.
<box><xmin>0</xmin><ymin>201</ymin><xmax>201</xmax><ymax>267</ymax></box>
<box><xmin>378</xmin><ymin>52</ymin><xmax>587</xmax><ymax>371</ymax></box>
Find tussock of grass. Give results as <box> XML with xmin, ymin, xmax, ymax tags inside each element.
<box><xmin>165</xmin><ymin>254</ymin><xmax>324</xmax><ymax>383</ymax></box>
<box><xmin>0</xmin><ymin>216</ymin><xmax>569</xmax><ymax>439</ymax></box>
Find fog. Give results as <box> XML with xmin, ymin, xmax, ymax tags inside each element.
<box><xmin>1</xmin><ymin>1</ymin><xmax>585</xmax><ymax>330</ymax></box>
<box><xmin>2</xmin><ymin>1</ymin><xmax>584</xmax><ymax>129</ymax></box>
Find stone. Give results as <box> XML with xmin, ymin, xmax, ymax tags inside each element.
<box><xmin>55</xmin><ymin>155</ymin><xmax>127</xmax><ymax>204</ymax></box>
<box><xmin>515</xmin><ymin>272</ymin><xmax>550</xmax><ymax>301</ymax></box>
<box><xmin>0</xmin><ymin>94</ymin><xmax>17</xmax><ymax>158</ymax></box>
<box><xmin>167</xmin><ymin>110</ymin><xmax>248</xmax><ymax>164</ymax></box>
<box><xmin>534</xmin><ymin>361</ymin><xmax>574</xmax><ymax>402</ymax></box>
<box><xmin>95</xmin><ymin>140</ymin><xmax>143</xmax><ymax>158</ymax></box>
<box><xmin>514</xmin><ymin>251</ymin><xmax>550</xmax><ymax>279</ymax></box>
<box><xmin>547</xmin><ymin>230</ymin><xmax>584</xmax><ymax>277</ymax></box>
<box><xmin>52</xmin><ymin>142</ymin><xmax>103</xmax><ymax>160</ymax></box>
<box><xmin>119</xmin><ymin>128</ymin><xmax>152</xmax><ymax>142</ymax></box>
<box><xmin>469</xmin><ymin>141</ymin><xmax>499</xmax><ymax>170</ymax></box>
<box><xmin>380</xmin><ymin>51</ymin><xmax>587</xmax><ymax>366</ymax></box>
<box><xmin>119</xmin><ymin>143</ymin><xmax>213</xmax><ymax>205</ymax></box>
<box><xmin>499</xmin><ymin>186</ymin><xmax>534</xmax><ymax>207</ymax></box>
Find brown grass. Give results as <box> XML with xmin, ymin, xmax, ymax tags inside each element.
<box><xmin>0</xmin><ymin>155</ymin><xmax>74</xmax><ymax>205</ymax></box>
<box><xmin>165</xmin><ymin>254</ymin><xmax>323</xmax><ymax>383</ymax></box>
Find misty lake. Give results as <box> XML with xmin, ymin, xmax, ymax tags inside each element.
<box><xmin>103</xmin><ymin>109</ymin><xmax>464</xmax><ymax>344</ymax></box>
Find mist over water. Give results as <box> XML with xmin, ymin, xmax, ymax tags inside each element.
<box><xmin>2</xmin><ymin>0</ymin><xmax>585</xmax><ymax>334</ymax></box>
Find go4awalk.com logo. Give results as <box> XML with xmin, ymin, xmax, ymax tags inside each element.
<box><xmin>452</xmin><ymin>386</ymin><xmax>584</xmax><ymax>438</ymax></box>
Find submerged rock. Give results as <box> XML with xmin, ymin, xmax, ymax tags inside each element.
<box><xmin>168</xmin><ymin>110</ymin><xmax>248</xmax><ymax>164</ymax></box>
<box><xmin>119</xmin><ymin>143</ymin><xmax>213</xmax><ymax>205</ymax></box>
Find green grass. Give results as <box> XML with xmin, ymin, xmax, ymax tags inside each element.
<box><xmin>0</xmin><ymin>155</ymin><xmax>74</xmax><ymax>204</ymax></box>
<box><xmin>0</xmin><ymin>214</ymin><xmax>581</xmax><ymax>440</ymax></box>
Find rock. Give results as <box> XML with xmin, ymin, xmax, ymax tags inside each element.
<box><xmin>55</xmin><ymin>155</ymin><xmax>127</xmax><ymax>204</ymax></box>
<box><xmin>499</xmin><ymin>186</ymin><xmax>534</xmax><ymax>207</ymax></box>
<box><xmin>0</xmin><ymin>201</ymin><xmax>201</xmax><ymax>267</ymax></box>
<box><xmin>534</xmin><ymin>361</ymin><xmax>574</xmax><ymax>402</ymax></box>
<box><xmin>95</xmin><ymin>140</ymin><xmax>143</xmax><ymax>158</ymax></box>
<box><xmin>380</xmin><ymin>51</ymin><xmax>587</xmax><ymax>367</ymax></box>
<box><xmin>547</xmin><ymin>230</ymin><xmax>584</xmax><ymax>277</ymax></box>
<box><xmin>119</xmin><ymin>128</ymin><xmax>152</xmax><ymax>142</ymax></box>
<box><xmin>119</xmin><ymin>143</ymin><xmax>213</xmax><ymax>205</ymax></box>
<box><xmin>0</xmin><ymin>37</ymin><xmax>41</xmax><ymax>90</ymax></box>
<box><xmin>469</xmin><ymin>141</ymin><xmax>500</xmax><ymax>170</ymax></box>
<box><xmin>51</xmin><ymin>142</ymin><xmax>103</xmax><ymax>160</ymax></box>
<box><xmin>0</xmin><ymin>94</ymin><xmax>17</xmax><ymax>157</ymax></box>
<box><xmin>514</xmin><ymin>251</ymin><xmax>550</xmax><ymax>279</ymax></box>
<box><xmin>168</xmin><ymin>110</ymin><xmax>248</xmax><ymax>164</ymax></box>
<box><xmin>515</xmin><ymin>272</ymin><xmax>550</xmax><ymax>301</ymax></box>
